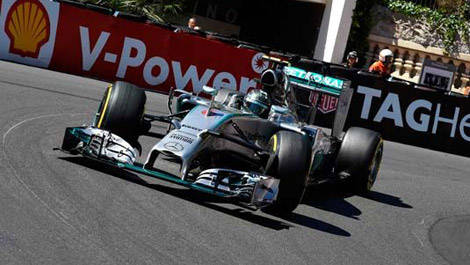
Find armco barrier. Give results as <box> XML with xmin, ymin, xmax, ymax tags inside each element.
<box><xmin>0</xmin><ymin>0</ymin><xmax>266</xmax><ymax>94</ymax></box>
<box><xmin>308</xmin><ymin>69</ymin><xmax>470</xmax><ymax>157</ymax></box>
<box><xmin>291</xmin><ymin>61</ymin><xmax>470</xmax><ymax>157</ymax></box>
<box><xmin>347</xmin><ymin>76</ymin><xmax>470</xmax><ymax>157</ymax></box>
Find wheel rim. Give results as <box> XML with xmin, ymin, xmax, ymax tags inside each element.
<box><xmin>367</xmin><ymin>141</ymin><xmax>383</xmax><ymax>190</ymax></box>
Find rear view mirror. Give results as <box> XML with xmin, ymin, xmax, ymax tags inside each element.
<box><xmin>202</xmin><ymin>86</ymin><xmax>218</xmax><ymax>116</ymax></box>
<box><xmin>202</xmin><ymin>85</ymin><xmax>218</xmax><ymax>96</ymax></box>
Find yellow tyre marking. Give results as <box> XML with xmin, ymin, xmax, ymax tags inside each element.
<box><xmin>272</xmin><ymin>134</ymin><xmax>278</xmax><ymax>152</ymax></box>
<box><xmin>97</xmin><ymin>85</ymin><xmax>113</xmax><ymax>128</ymax></box>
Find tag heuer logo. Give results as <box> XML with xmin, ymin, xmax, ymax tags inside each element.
<box><xmin>309</xmin><ymin>92</ymin><xmax>339</xmax><ymax>114</ymax></box>
<box><xmin>5</xmin><ymin>0</ymin><xmax>51</xmax><ymax>58</ymax></box>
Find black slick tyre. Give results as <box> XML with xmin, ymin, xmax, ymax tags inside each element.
<box><xmin>263</xmin><ymin>131</ymin><xmax>312</xmax><ymax>215</ymax></box>
<box><xmin>335</xmin><ymin>127</ymin><xmax>383</xmax><ymax>193</ymax></box>
<box><xmin>94</xmin><ymin>81</ymin><xmax>146</xmax><ymax>143</ymax></box>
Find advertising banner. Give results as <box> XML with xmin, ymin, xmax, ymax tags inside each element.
<box><xmin>346</xmin><ymin>77</ymin><xmax>470</xmax><ymax>157</ymax></box>
<box><xmin>0</xmin><ymin>0</ymin><xmax>266</xmax><ymax>94</ymax></box>
<box><xmin>51</xmin><ymin>4</ymin><xmax>265</xmax><ymax>94</ymax></box>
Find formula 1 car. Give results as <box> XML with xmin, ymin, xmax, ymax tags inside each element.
<box><xmin>58</xmin><ymin>57</ymin><xmax>383</xmax><ymax>214</ymax></box>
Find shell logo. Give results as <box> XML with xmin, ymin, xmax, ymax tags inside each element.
<box><xmin>4</xmin><ymin>0</ymin><xmax>51</xmax><ymax>58</ymax></box>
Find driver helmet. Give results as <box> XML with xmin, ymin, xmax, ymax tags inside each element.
<box><xmin>243</xmin><ymin>89</ymin><xmax>271</xmax><ymax>118</ymax></box>
<box><xmin>379</xmin><ymin>49</ymin><xmax>394</xmax><ymax>65</ymax></box>
<box><xmin>226</xmin><ymin>93</ymin><xmax>244</xmax><ymax>110</ymax></box>
<box><xmin>260</xmin><ymin>69</ymin><xmax>284</xmax><ymax>94</ymax></box>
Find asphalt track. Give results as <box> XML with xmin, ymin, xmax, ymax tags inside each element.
<box><xmin>0</xmin><ymin>60</ymin><xmax>469</xmax><ymax>265</ymax></box>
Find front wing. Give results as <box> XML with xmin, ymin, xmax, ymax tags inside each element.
<box><xmin>57</xmin><ymin>127</ymin><xmax>279</xmax><ymax>209</ymax></box>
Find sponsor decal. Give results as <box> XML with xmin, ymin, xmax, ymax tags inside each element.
<box><xmin>201</xmin><ymin>109</ymin><xmax>224</xmax><ymax>117</ymax></box>
<box><xmin>357</xmin><ymin>85</ymin><xmax>470</xmax><ymax>141</ymax></box>
<box><xmin>182</xmin><ymin>124</ymin><xmax>202</xmax><ymax>132</ymax></box>
<box><xmin>169</xmin><ymin>133</ymin><xmax>194</xmax><ymax>144</ymax></box>
<box><xmin>164</xmin><ymin>142</ymin><xmax>184</xmax><ymax>152</ymax></box>
<box><xmin>306</xmin><ymin>72</ymin><xmax>343</xmax><ymax>90</ymax></box>
<box><xmin>285</xmin><ymin>67</ymin><xmax>344</xmax><ymax>90</ymax></box>
<box><xmin>309</xmin><ymin>91</ymin><xmax>339</xmax><ymax>114</ymax></box>
<box><xmin>0</xmin><ymin>0</ymin><xmax>59</xmax><ymax>67</ymax></box>
<box><xmin>251</xmin><ymin>52</ymin><xmax>268</xmax><ymax>74</ymax></box>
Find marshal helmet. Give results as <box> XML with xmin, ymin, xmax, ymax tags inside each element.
<box><xmin>379</xmin><ymin>49</ymin><xmax>394</xmax><ymax>64</ymax></box>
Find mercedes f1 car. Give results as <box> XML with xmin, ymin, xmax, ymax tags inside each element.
<box><xmin>58</xmin><ymin>57</ymin><xmax>383</xmax><ymax>214</ymax></box>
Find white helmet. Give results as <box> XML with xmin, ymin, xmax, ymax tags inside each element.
<box><xmin>379</xmin><ymin>49</ymin><xmax>394</xmax><ymax>63</ymax></box>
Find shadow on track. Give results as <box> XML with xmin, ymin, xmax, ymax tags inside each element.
<box><xmin>302</xmin><ymin>183</ymin><xmax>412</xmax><ymax>220</ymax></box>
<box><xmin>59</xmin><ymin>156</ymin><xmax>351</xmax><ymax>236</ymax></box>
<box><xmin>280</xmin><ymin>213</ymin><xmax>351</xmax><ymax>236</ymax></box>
<box><xmin>358</xmin><ymin>191</ymin><xmax>413</xmax><ymax>208</ymax></box>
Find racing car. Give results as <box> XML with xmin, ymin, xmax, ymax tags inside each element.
<box><xmin>58</xmin><ymin>57</ymin><xmax>383</xmax><ymax>214</ymax></box>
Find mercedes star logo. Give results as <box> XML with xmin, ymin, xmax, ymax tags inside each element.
<box><xmin>164</xmin><ymin>142</ymin><xmax>184</xmax><ymax>152</ymax></box>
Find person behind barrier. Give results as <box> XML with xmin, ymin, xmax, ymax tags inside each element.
<box><xmin>175</xmin><ymin>17</ymin><xmax>200</xmax><ymax>32</ymax></box>
<box><xmin>188</xmin><ymin>17</ymin><xmax>197</xmax><ymax>29</ymax></box>
<box><xmin>463</xmin><ymin>86</ymin><xmax>470</xmax><ymax>97</ymax></box>
<box><xmin>369</xmin><ymin>49</ymin><xmax>394</xmax><ymax>77</ymax></box>
<box><xmin>344</xmin><ymin>51</ymin><xmax>358</xmax><ymax>69</ymax></box>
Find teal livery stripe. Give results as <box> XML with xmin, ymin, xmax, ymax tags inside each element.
<box><xmin>120</xmin><ymin>163</ymin><xmax>233</xmax><ymax>197</ymax></box>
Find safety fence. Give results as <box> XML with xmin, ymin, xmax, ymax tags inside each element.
<box><xmin>0</xmin><ymin>0</ymin><xmax>267</xmax><ymax>94</ymax></box>
<box><xmin>347</xmin><ymin>74</ymin><xmax>470</xmax><ymax>157</ymax></box>
<box><xmin>297</xmin><ymin>62</ymin><xmax>470</xmax><ymax>157</ymax></box>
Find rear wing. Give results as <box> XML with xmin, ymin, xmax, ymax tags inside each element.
<box><xmin>284</xmin><ymin>66</ymin><xmax>353</xmax><ymax>138</ymax></box>
<box><xmin>284</xmin><ymin>66</ymin><xmax>344</xmax><ymax>96</ymax></box>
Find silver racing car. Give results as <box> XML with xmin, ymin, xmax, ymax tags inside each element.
<box><xmin>58</xmin><ymin>57</ymin><xmax>383</xmax><ymax>214</ymax></box>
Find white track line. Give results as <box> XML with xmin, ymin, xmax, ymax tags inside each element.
<box><xmin>2</xmin><ymin>113</ymin><xmax>86</xmax><ymax>232</ymax></box>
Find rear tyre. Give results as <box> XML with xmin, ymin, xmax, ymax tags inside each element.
<box><xmin>94</xmin><ymin>81</ymin><xmax>146</xmax><ymax>144</ymax></box>
<box><xmin>263</xmin><ymin>131</ymin><xmax>312</xmax><ymax>215</ymax></box>
<box><xmin>335</xmin><ymin>127</ymin><xmax>383</xmax><ymax>193</ymax></box>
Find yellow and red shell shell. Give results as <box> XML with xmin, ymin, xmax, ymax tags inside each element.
<box><xmin>5</xmin><ymin>0</ymin><xmax>51</xmax><ymax>58</ymax></box>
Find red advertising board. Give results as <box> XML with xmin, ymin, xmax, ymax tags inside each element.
<box><xmin>0</xmin><ymin>0</ymin><xmax>268</xmax><ymax>94</ymax></box>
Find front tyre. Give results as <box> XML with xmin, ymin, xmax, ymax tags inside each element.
<box><xmin>94</xmin><ymin>81</ymin><xmax>146</xmax><ymax>144</ymax></box>
<box><xmin>335</xmin><ymin>127</ymin><xmax>383</xmax><ymax>193</ymax></box>
<box><xmin>263</xmin><ymin>131</ymin><xmax>312</xmax><ymax>215</ymax></box>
